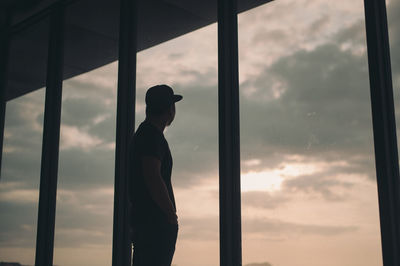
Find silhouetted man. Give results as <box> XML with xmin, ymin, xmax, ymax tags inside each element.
<box><xmin>129</xmin><ymin>84</ymin><xmax>182</xmax><ymax>266</ymax></box>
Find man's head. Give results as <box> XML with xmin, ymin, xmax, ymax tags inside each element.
<box><xmin>145</xmin><ymin>84</ymin><xmax>182</xmax><ymax>125</ymax></box>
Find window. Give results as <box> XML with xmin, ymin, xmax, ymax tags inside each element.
<box><xmin>0</xmin><ymin>17</ymin><xmax>48</xmax><ymax>265</ymax></box>
<box><xmin>53</xmin><ymin>1</ymin><xmax>119</xmax><ymax>265</ymax></box>
<box><xmin>239</xmin><ymin>1</ymin><xmax>382</xmax><ymax>265</ymax></box>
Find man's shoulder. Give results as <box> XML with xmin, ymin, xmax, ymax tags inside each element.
<box><xmin>135</xmin><ymin>122</ymin><xmax>162</xmax><ymax>141</ymax></box>
<box><xmin>132</xmin><ymin>122</ymin><xmax>167</xmax><ymax>153</ymax></box>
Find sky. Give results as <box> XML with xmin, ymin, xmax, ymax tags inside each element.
<box><xmin>1</xmin><ymin>0</ymin><xmax>400</xmax><ymax>265</ymax></box>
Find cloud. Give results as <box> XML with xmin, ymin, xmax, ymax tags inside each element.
<box><xmin>61</xmin><ymin>97</ymin><xmax>109</xmax><ymax>127</ymax></box>
<box><xmin>60</xmin><ymin>125</ymin><xmax>103</xmax><ymax>150</ymax></box>
<box><xmin>87</xmin><ymin>114</ymin><xmax>116</xmax><ymax>143</ymax></box>
<box><xmin>245</xmin><ymin>263</ymin><xmax>272</xmax><ymax>266</ymax></box>
<box><xmin>178</xmin><ymin>213</ymin><xmax>358</xmax><ymax>242</ymax></box>
<box><xmin>242</xmin><ymin>191</ymin><xmax>288</xmax><ymax>209</ymax></box>
<box><xmin>0</xmin><ymin>199</ymin><xmax>38</xmax><ymax>247</ymax></box>
<box><xmin>310</xmin><ymin>15</ymin><xmax>331</xmax><ymax>34</ymax></box>
<box><xmin>333</xmin><ymin>19</ymin><xmax>365</xmax><ymax>48</ymax></box>
<box><xmin>240</xmin><ymin>158</ymin><xmax>365</xmax><ymax>205</ymax></box>
<box><xmin>1</xmin><ymin>91</ymin><xmax>44</xmax><ymax>189</ymax></box>
<box><xmin>282</xmin><ymin>172</ymin><xmax>354</xmax><ymax>201</ymax></box>
<box><xmin>54</xmin><ymin>188</ymin><xmax>114</xmax><ymax>248</ymax></box>
<box><xmin>243</xmin><ymin>217</ymin><xmax>358</xmax><ymax>238</ymax></box>
<box><xmin>0</xmin><ymin>186</ymin><xmax>114</xmax><ymax>248</ymax></box>
<box><xmin>63</xmin><ymin>64</ymin><xmax>118</xmax><ymax>100</ymax></box>
<box><xmin>239</xmin><ymin>42</ymin><xmax>374</xmax><ymax>177</ymax></box>
<box><xmin>0</xmin><ymin>189</ymin><xmax>38</xmax><ymax>203</ymax></box>
<box><xmin>57</xmin><ymin>147</ymin><xmax>115</xmax><ymax>189</ymax></box>
<box><xmin>178</xmin><ymin>216</ymin><xmax>219</xmax><ymax>241</ymax></box>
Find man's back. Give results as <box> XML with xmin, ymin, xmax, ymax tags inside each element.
<box><xmin>129</xmin><ymin>120</ymin><xmax>176</xmax><ymax>227</ymax></box>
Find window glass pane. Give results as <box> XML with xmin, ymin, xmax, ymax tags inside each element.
<box><xmin>0</xmin><ymin>17</ymin><xmax>48</xmax><ymax>265</ymax></box>
<box><xmin>136</xmin><ymin>24</ymin><xmax>219</xmax><ymax>266</ymax></box>
<box><xmin>0</xmin><ymin>89</ymin><xmax>45</xmax><ymax>264</ymax></box>
<box><xmin>53</xmin><ymin>1</ymin><xmax>119</xmax><ymax>265</ymax></box>
<box><xmin>239</xmin><ymin>1</ymin><xmax>383</xmax><ymax>265</ymax></box>
<box><xmin>53</xmin><ymin>63</ymin><xmax>117</xmax><ymax>266</ymax></box>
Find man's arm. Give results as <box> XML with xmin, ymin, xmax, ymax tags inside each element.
<box><xmin>142</xmin><ymin>156</ymin><xmax>178</xmax><ymax>224</ymax></box>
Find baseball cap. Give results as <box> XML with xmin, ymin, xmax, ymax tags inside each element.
<box><xmin>145</xmin><ymin>84</ymin><xmax>183</xmax><ymax>112</ymax></box>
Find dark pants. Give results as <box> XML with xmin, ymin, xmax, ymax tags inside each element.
<box><xmin>132</xmin><ymin>223</ymin><xmax>178</xmax><ymax>266</ymax></box>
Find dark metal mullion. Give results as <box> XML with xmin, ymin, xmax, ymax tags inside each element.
<box><xmin>218</xmin><ymin>0</ymin><xmax>242</xmax><ymax>265</ymax></box>
<box><xmin>0</xmin><ymin>8</ymin><xmax>11</xmax><ymax>179</ymax></box>
<box><xmin>112</xmin><ymin>0</ymin><xmax>137</xmax><ymax>265</ymax></box>
<box><xmin>363</xmin><ymin>0</ymin><xmax>400</xmax><ymax>265</ymax></box>
<box><xmin>35</xmin><ymin>3</ymin><xmax>65</xmax><ymax>266</ymax></box>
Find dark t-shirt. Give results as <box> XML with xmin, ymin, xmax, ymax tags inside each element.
<box><xmin>129</xmin><ymin>120</ymin><xmax>176</xmax><ymax>226</ymax></box>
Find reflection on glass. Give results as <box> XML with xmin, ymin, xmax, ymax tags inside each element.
<box><xmin>136</xmin><ymin>24</ymin><xmax>219</xmax><ymax>266</ymax></box>
<box><xmin>239</xmin><ymin>1</ymin><xmax>382</xmax><ymax>265</ymax></box>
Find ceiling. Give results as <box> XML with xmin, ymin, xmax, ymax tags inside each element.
<box><xmin>6</xmin><ymin>0</ymin><xmax>272</xmax><ymax>101</ymax></box>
